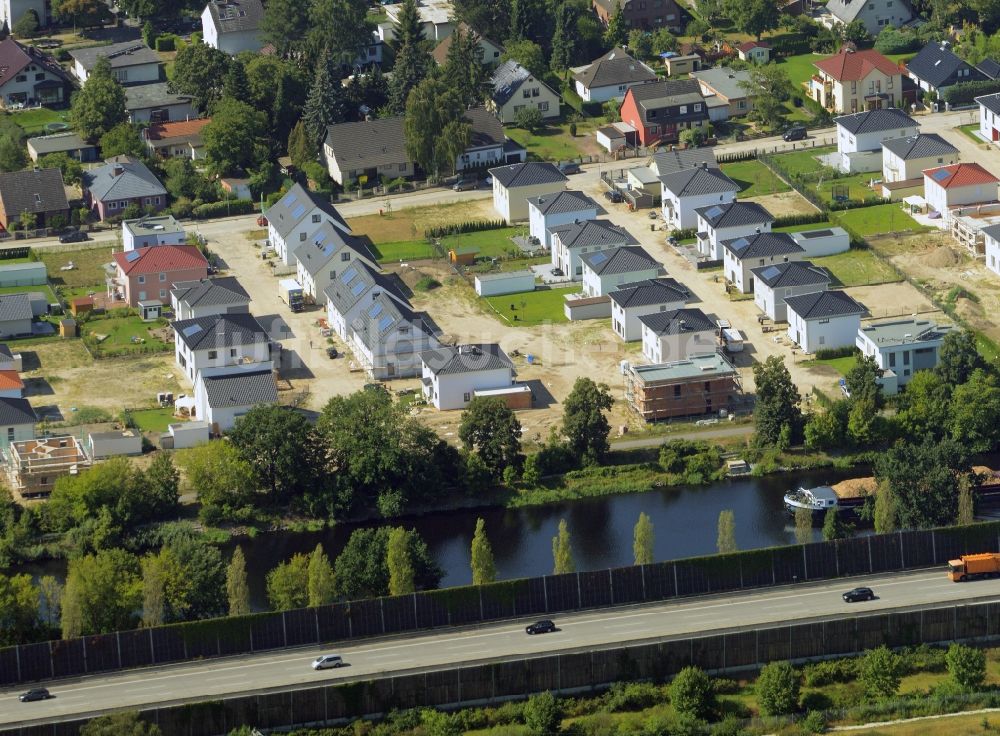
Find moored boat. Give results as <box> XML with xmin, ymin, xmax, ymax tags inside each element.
<box><xmin>783</xmin><ymin>485</ymin><xmax>839</xmax><ymax>516</ymax></box>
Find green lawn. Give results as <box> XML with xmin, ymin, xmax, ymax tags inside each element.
<box><xmin>483</xmin><ymin>286</ymin><xmax>579</xmax><ymax>326</ymax></box>
<box><xmin>776</xmin><ymin>52</ymin><xmax>825</xmax><ymax>91</ymax></box>
<box><xmin>439</xmin><ymin>227</ymin><xmax>521</xmax><ymax>258</ymax></box>
<box><xmin>720</xmin><ymin>159</ymin><xmax>791</xmax><ymax>197</ymax></box>
<box><xmin>0</xmin><ymin>283</ymin><xmax>56</xmax><ymax>301</ymax></box>
<box><xmin>773</xmin><ymin>221</ymin><xmax>834</xmax><ymax>233</ymax></box>
<box><xmin>770</xmin><ymin>146</ymin><xmax>837</xmax><ymax>177</ymax></box>
<box><xmin>128</xmin><ymin>407</ymin><xmax>175</xmax><ymax>433</ymax></box>
<box><xmin>811</xmin><ymin>248</ymin><xmax>902</xmax><ymax>287</ymax></box>
<box><xmin>505</xmin><ymin>120</ymin><xmax>601</xmax><ymax>162</ymax></box>
<box><xmin>833</xmin><ymin>203</ymin><xmax>927</xmax><ymax>236</ymax></box>
<box><xmin>957</xmin><ymin>123</ymin><xmax>985</xmax><ymax>145</ymax></box>
<box><xmin>38</xmin><ymin>245</ymin><xmax>114</xmax><ymax>290</ymax></box>
<box><xmin>81</xmin><ymin>316</ymin><xmax>173</xmax><ymax>356</ymax></box>
<box><xmin>814</xmin><ymin>172</ymin><xmax>880</xmax><ymax>203</ymax></box>
<box><xmin>370</xmin><ymin>240</ymin><xmax>438</xmax><ymax>263</ymax></box>
<box><xmin>10</xmin><ymin>107</ymin><xmax>72</xmax><ymax>136</ymax></box>
<box><xmin>809</xmin><ymin>354</ymin><xmax>857</xmax><ymax>376</ymax></box>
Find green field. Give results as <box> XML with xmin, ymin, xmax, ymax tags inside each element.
<box><xmin>720</xmin><ymin>159</ymin><xmax>791</xmax><ymax>197</ymax></box>
<box><xmin>128</xmin><ymin>406</ymin><xmax>175</xmax><ymax>433</ymax></box>
<box><xmin>814</xmin><ymin>172</ymin><xmax>880</xmax><ymax>203</ymax></box>
<box><xmin>505</xmin><ymin>120</ymin><xmax>601</xmax><ymax>162</ymax></box>
<box><xmin>810</xmin><ymin>354</ymin><xmax>857</xmax><ymax>376</ymax></box>
<box><xmin>483</xmin><ymin>286</ymin><xmax>579</xmax><ymax>326</ymax></box>
<box><xmin>769</xmin><ymin>146</ymin><xmax>837</xmax><ymax>177</ymax></box>
<box><xmin>811</xmin><ymin>248</ymin><xmax>902</xmax><ymax>287</ymax></box>
<box><xmin>777</xmin><ymin>52</ymin><xmax>825</xmax><ymax>90</ymax></box>
<box><xmin>37</xmin><ymin>245</ymin><xmax>114</xmax><ymax>290</ymax></box>
<box><xmin>439</xmin><ymin>227</ymin><xmax>521</xmax><ymax>258</ymax></box>
<box><xmin>82</xmin><ymin>316</ymin><xmax>173</xmax><ymax>356</ymax></box>
<box><xmin>370</xmin><ymin>240</ymin><xmax>438</xmax><ymax>263</ymax></box>
<box><xmin>834</xmin><ymin>203</ymin><xmax>927</xmax><ymax>236</ymax></box>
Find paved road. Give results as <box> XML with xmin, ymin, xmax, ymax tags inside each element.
<box><xmin>3</xmin><ymin>568</ymin><xmax>998</xmax><ymax>726</ymax></box>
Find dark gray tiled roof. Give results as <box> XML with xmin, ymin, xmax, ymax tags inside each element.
<box><xmin>297</xmin><ymin>222</ymin><xmax>377</xmax><ymax>277</ymax></box>
<box><xmin>84</xmin><ymin>156</ymin><xmax>166</xmax><ymax>202</ymax></box>
<box><xmin>608</xmin><ymin>277</ymin><xmax>689</xmax><ymax>308</ymax></box>
<box><xmin>629</xmin><ymin>78</ymin><xmax>704</xmax><ymax>110</ymax></box>
<box><xmin>173</xmin><ymin>313</ymin><xmax>269</xmax><ymax>351</ymax></box>
<box><xmin>978</xmin><ymin>58</ymin><xmax>1000</xmax><ymax>79</ymax></box>
<box><xmin>265</xmin><ymin>183</ymin><xmax>351</xmax><ymax>240</ymax></box>
<box><xmin>26</xmin><ymin>133</ymin><xmax>93</xmax><ymax>157</ymax></box>
<box><xmin>751</xmin><ymin>260</ymin><xmax>831</xmax><ymax>288</ymax></box>
<box><xmin>465</xmin><ymin>106</ymin><xmax>506</xmax><ymax>149</ymax></box>
<box><xmin>976</xmin><ymin>91</ymin><xmax>1000</xmax><ymax>116</ymax></box>
<box><xmin>171</xmin><ymin>277</ymin><xmax>250</xmax><ymax>310</ymax></box>
<box><xmin>906</xmin><ymin>42</ymin><xmax>981</xmax><ymax>88</ymax></box>
<box><xmin>0</xmin><ymin>396</ymin><xmax>34</xmax><ymax>426</ymax></box>
<box><xmin>206</xmin><ymin>0</ymin><xmax>264</xmax><ymax>34</ymax></box>
<box><xmin>549</xmin><ymin>219</ymin><xmax>636</xmax><ymax>248</ymax></box>
<box><xmin>648</xmin><ymin>147</ymin><xmax>717</xmax><ymax>175</ymax></box>
<box><xmin>490</xmin><ymin>59</ymin><xmax>558</xmax><ymax>106</ymax></box>
<box><xmin>420</xmin><ymin>343</ymin><xmax>513</xmax><ymax>375</ymax></box>
<box><xmin>826</xmin><ymin>0</ymin><xmax>865</xmax><ymax>23</ymax></box>
<box><xmin>125</xmin><ymin>82</ymin><xmax>194</xmax><ymax>111</ymax></box>
<box><xmin>723</xmin><ymin>231</ymin><xmax>803</xmax><ymax>259</ymax></box>
<box><xmin>639</xmin><ymin>307</ymin><xmax>715</xmax><ymax>335</ymax></box>
<box><xmin>324</xmin><ymin>260</ymin><xmax>407</xmax><ymax>318</ymax></box>
<box><xmin>785</xmin><ymin>290</ymin><xmax>866</xmax><ymax>319</ymax></box>
<box><xmin>489</xmin><ymin>161</ymin><xmax>567</xmax><ymax>188</ymax></box>
<box><xmin>660</xmin><ymin>165</ymin><xmax>738</xmax><ymax>197</ymax></box>
<box><xmin>982</xmin><ymin>223</ymin><xmax>1000</xmax><ymax>242</ymax></box>
<box><xmin>881</xmin><ymin>133</ymin><xmax>958</xmax><ymax>160</ymax></box>
<box><xmin>581</xmin><ymin>245</ymin><xmax>659</xmax><ymax>275</ymax></box>
<box><xmin>202</xmin><ymin>369</ymin><xmax>276</xmax><ymax>409</ymax></box>
<box><xmin>573</xmin><ymin>47</ymin><xmax>657</xmax><ymax>90</ymax></box>
<box><xmin>527</xmin><ymin>190</ymin><xmax>599</xmax><ymax>216</ymax></box>
<box><xmin>695</xmin><ymin>201</ymin><xmax>773</xmax><ymax>229</ymax></box>
<box><xmin>0</xmin><ymin>343</ymin><xmax>12</xmax><ymax>359</ymax></box>
<box><xmin>834</xmin><ymin>108</ymin><xmax>917</xmax><ymax>135</ymax></box>
<box><xmin>70</xmin><ymin>41</ymin><xmax>159</xmax><ymax>71</ymax></box>
<box><xmin>324</xmin><ymin>116</ymin><xmax>409</xmax><ymax>172</ymax></box>
<box><xmin>0</xmin><ymin>167</ymin><xmax>68</xmax><ymax>217</ymax></box>
<box><xmin>0</xmin><ymin>293</ymin><xmax>32</xmax><ymax>322</ymax></box>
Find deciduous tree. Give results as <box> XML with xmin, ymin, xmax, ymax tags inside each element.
<box><xmin>500</xmin><ymin>39</ymin><xmax>547</xmax><ymax>79</ymax></box>
<box><xmin>739</xmin><ymin>64</ymin><xmax>792</xmax><ymax>130</ymax></box>
<box><xmin>524</xmin><ymin>691</ymin><xmax>561</xmax><ymax>735</ymax></box>
<box><xmin>307</xmin><ymin>0</ymin><xmax>374</xmax><ymax>68</ymax></box>
<box><xmin>226</xmin><ymin>546</ymin><xmax>250</xmax><ymax>617</ymax></box>
<box><xmin>230</xmin><ymin>405</ymin><xmax>322</xmax><ymax>503</ymax></box>
<box><xmin>0</xmin><ymin>135</ymin><xmax>24</xmax><ymax>172</ymax></box>
<box><xmin>0</xmin><ymin>572</ymin><xmax>39</xmax><ymax>645</ymax></box>
<box><xmin>875</xmin><ymin>437</ymin><xmax>970</xmax><ymax>529</ymax></box>
<box><xmin>794</xmin><ymin>507</ymin><xmax>813</xmax><ymax>545</ymax></box>
<box><xmin>860</xmin><ymin>645</ymin><xmax>902</xmax><ymax>701</ymax></box>
<box><xmin>70</xmin><ymin>57</ymin><xmax>127</xmax><ymax>143</ymax></box>
<box><xmin>552</xmin><ymin>518</ymin><xmax>574</xmax><ymax>574</ymax></box>
<box><xmin>387</xmin><ymin>526</ymin><xmax>415</xmax><ymax>596</ymax></box>
<box><xmin>752</xmin><ymin>356</ymin><xmax>801</xmax><ymax>447</ymax></box>
<box><xmin>12</xmin><ymin>9</ymin><xmax>38</xmax><ymax>37</ymax></box>
<box><xmin>756</xmin><ymin>661</ymin><xmax>800</xmax><ymax>716</ymax></box>
<box><xmin>260</xmin><ymin>0</ymin><xmax>310</xmax><ymax>58</ymax></box>
<box><xmin>308</xmin><ymin>543</ymin><xmax>337</xmax><ymax>606</ymax></box>
<box><xmin>470</xmin><ymin>517</ymin><xmax>497</xmax><ymax>585</ymax></box>
<box><xmin>950</xmin><ymin>369</ymin><xmax>1000</xmax><ymax>452</ymax></box>
<box><xmin>724</xmin><ymin>0</ymin><xmax>780</xmax><ymax>39</ymax></box>
<box><xmin>266</xmin><ymin>553</ymin><xmax>310</xmax><ymax>611</ymax></box>
<box><xmin>203</xmin><ymin>97</ymin><xmax>268</xmax><ymax>176</ymax></box>
<box><xmin>822</xmin><ymin>507</ymin><xmax>852</xmax><ymax>541</ymax></box>
<box><xmin>634</xmin><ymin>511</ymin><xmax>655</xmax><ymax>564</ymax></box>
<box><xmin>670</xmin><ymin>666</ymin><xmax>715</xmax><ymax>720</ymax></box>
<box><xmin>79</xmin><ymin>712</ymin><xmax>161</xmax><ymax>736</ymax></box>
<box><xmin>61</xmin><ymin>548</ymin><xmax>141</xmax><ymax>638</ymax></box>
<box><xmin>98</xmin><ymin>123</ymin><xmax>144</xmax><ymax>159</ymax></box>
<box><xmin>957</xmin><ymin>473</ymin><xmax>976</xmax><ymax>526</ymax></box>
<box><xmin>717</xmin><ymin>509</ymin><xmax>736</xmax><ymax>554</ymax></box>
<box><xmin>334</xmin><ymin>527</ymin><xmax>441</xmax><ymax>599</ymax></box>
<box><xmin>459</xmin><ymin>396</ymin><xmax>523</xmax><ymax>478</ymax></box>
<box><xmin>404</xmin><ymin>75</ymin><xmax>467</xmax><ymax>177</ymax></box>
<box><xmin>179</xmin><ymin>441</ymin><xmax>257</xmax><ymax>521</ymax></box>
<box><xmin>169</xmin><ymin>43</ymin><xmax>231</xmax><ymax>112</ymax></box>
<box><xmin>946</xmin><ymin>642</ymin><xmax>986</xmax><ymax>690</ymax></box>
<box><xmin>562</xmin><ymin>377</ymin><xmax>614</xmax><ymax>463</ymax></box>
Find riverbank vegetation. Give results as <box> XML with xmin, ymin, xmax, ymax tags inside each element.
<box><xmin>79</xmin><ymin>642</ymin><xmax>1000</xmax><ymax>736</ymax></box>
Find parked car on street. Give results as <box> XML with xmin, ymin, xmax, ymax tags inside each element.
<box><xmin>559</xmin><ymin>162</ymin><xmax>581</xmax><ymax>175</ymax></box>
<box><xmin>782</xmin><ymin>124</ymin><xmax>807</xmax><ymax>142</ymax></box>
<box><xmin>842</xmin><ymin>587</ymin><xmax>875</xmax><ymax>603</ymax></box>
<box><xmin>19</xmin><ymin>689</ymin><xmax>51</xmax><ymax>702</ymax></box>
<box><xmin>452</xmin><ymin>178</ymin><xmax>479</xmax><ymax>191</ymax></box>
<box><xmin>526</xmin><ymin>619</ymin><xmax>557</xmax><ymax>635</ymax></box>
<box><xmin>59</xmin><ymin>230</ymin><xmax>89</xmax><ymax>244</ymax></box>
<box><xmin>603</xmin><ymin>189</ymin><xmax>623</xmax><ymax>203</ymax></box>
<box><xmin>326</xmin><ymin>346</ymin><xmax>338</xmax><ymax>359</ymax></box>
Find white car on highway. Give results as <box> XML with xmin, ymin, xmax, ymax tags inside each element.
<box><xmin>312</xmin><ymin>654</ymin><xmax>344</xmax><ymax>669</ymax></box>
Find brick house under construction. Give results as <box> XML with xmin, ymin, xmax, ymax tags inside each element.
<box><xmin>624</xmin><ymin>352</ymin><xmax>741</xmax><ymax>422</ymax></box>
<box><xmin>7</xmin><ymin>435</ymin><xmax>89</xmax><ymax>501</ymax></box>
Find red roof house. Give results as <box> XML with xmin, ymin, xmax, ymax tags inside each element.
<box><xmin>923</xmin><ymin>162</ymin><xmax>1000</xmax><ymax>214</ymax></box>
<box><xmin>143</xmin><ymin>118</ymin><xmax>211</xmax><ymax>160</ymax></box>
<box><xmin>111</xmin><ymin>245</ymin><xmax>209</xmax><ymax>306</ymax></box>
<box><xmin>811</xmin><ymin>49</ymin><xmax>903</xmax><ymax>113</ymax></box>
<box><xmin>737</xmin><ymin>41</ymin><xmax>771</xmax><ymax>63</ymax></box>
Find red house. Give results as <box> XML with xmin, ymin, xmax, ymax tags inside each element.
<box><xmin>619</xmin><ymin>79</ymin><xmax>710</xmax><ymax>147</ymax></box>
<box><xmin>110</xmin><ymin>245</ymin><xmax>209</xmax><ymax>306</ymax></box>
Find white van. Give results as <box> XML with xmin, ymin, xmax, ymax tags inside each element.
<box><xmin>312</xmin><ymin>654</ymin><xmax>344</xmax><ymax>670</ymax></box>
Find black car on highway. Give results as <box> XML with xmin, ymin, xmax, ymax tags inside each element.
<box><xmin>842</xmin><ymin>587</ymin><xmax>875</xmax><ymax>603</ymax></box>
<box><xmin>19</xmin><ymin>688</ymin><xmax>51</xmax><ymax>702</ymax></box>
<box><xmin>526</xmin><ymin>619</ymin><xmax>556</xmax><ymax>635</ymax></box>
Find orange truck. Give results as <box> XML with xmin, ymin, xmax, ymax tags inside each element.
<box><xmin>948</xmin><ymin>553</ymin><xmax>1000</xmax><ymax>582</ymax></box>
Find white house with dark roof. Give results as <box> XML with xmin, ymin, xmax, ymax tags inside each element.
<box><xmin>0</xmin><ymin>294</ymin><xmax>33</xmax><ymax>338</ymax></box>
<box><xmin>528</xmin><ymin>190</ymin><xmax>600</xmax><ymax>248</ymax></box>
<box><xmin>70</xmin><ymin>41</ymin><xmax>160</xmax><ymax>85</ymax></box>
<box><xmin>420</xmin><ymin>343</ymin><xmax>519</xmax><ymax>410</ymax></box>
<box><xmin>488</xmin><ymin>60</ymin><xmax>561</xmax><ymax>124</ymax></box>
<box><xmin>856</xmin><ymin>317</ymin><xmax>952</xmax><ymax>391</ymax></box>
<box><xmin>786</xmin><ymin>290</ymin><xmax>866</xmax><ymax>354</ymax></box>
<box><xmin>349</xmin><ymin>293</ymin><xmax>438</xmax><ymax>379</ymax></box>
<box><xmin>572</xmin><ymin>47</ymin><xmax>657</xmax><ymax>104</ymax></box>
<box><xmin>125</xmin><ymin>82</ymin><xmax>197</xmax><ymax>124</ymax></box>
<box><xmin>323</xmin><ymin>115</ymin><xmax>411</xmax><ymax>186</ymax></box>
<box><xmin>264</xmin><ymin>183</ymin><xmax>352</xmax><ymax>266</ymax></box>
<box><xmin>455</xmin><ymin>107</ymin><xmax>526</xmax><ymax>172</ymax></box>
<box><xmin>906</xmin><ymin>41</ymin><xmax>985</xmax><ymax>96</ymax></box>
<box><xmin>723</xmin><ymin>231</ymin><xmax>805</xmax><ymax>294</ymax></box>
<box><xmin>984</xmin><ymin>223</ymin><xmax>1000</xmax><ymax>277</ymax></box>
<box><xmin>122</xmin><ymin>215</ymin><xmax>185</xmax><ymax>251</ymax></box>
<box><xmin>550</xmin><ymin>219</ymin><xmax>637</xmax><ymax>279</ymax></box>
<box><xmin>659</xmin><ymin>164</ymin><xmax>739</xmax><ymax>231</ymax></box>
<box><xmin>172</xmin><ymin>312</ymin><xmax>272</xmax><ymax>386</ymax></box>
<box><xmin>751</xmin><ymin>260</ymin><xmax>831</xmax><ymax>322</ymax></box>
<box><xmin>639</xmin><ymin>307</ymin><xmax>716</xmax><ymax>364</ymax></box>
<box><xmin>581</xmin><ymin>246</ymin><xmax>662</xmax><ymax>297</ymax></box>
<box><xmin>171</xmin><ymin>277</ymin><xmax>250</xmax><ymax>321</ymax></box>
<box><xmin>609</xmin><ymin>277</ymin><xmax>690</xmax><ymax>341</ymax></box>
<box><xmin>647</xmin><ymin>148</ymin><xmax>717</xmax><ymax>177</ymax></box>
<box><xmin>295</xmin><ymin>221</ymin><xmax>379</xmax><ymax>301</ymax></box>
<box><xmin>194</xmin><ymin>364</ymin><xmax>277</xmax><ymax>433</ymax></box>
<box><xmin>881</xmin><ymin>133</ymin><xmax>958</xmax><ymax>183</ymax></box>
<box><xmin>202</xmin><ymin>0</ymin><xmax>264</xmax><ymax>55</ymax></box>
<box><xmin>976</xmin><ymin>92</ymin><xmax>1000</xmax><ymax>145</ymax></box>
<box><xmin>834</xmin><ymin>108</ymin><xmax>919</xmax><ymax>173</ymax></box>
<box><xmin>695</xmin><ymin>201</ymin><xmax>773</xmax><ymax>261</ymax></box>
<box><xmin>0</xmin><ymin>396</ymin><xmax>35</xmax><ymax>453</ymax></box>
<box><xmin>824</xmin><ymin>0</ymin><xmax>912</xmax><ymax>35</ymax></box>
<box><xmin>324</xmin><ymin>260</ymin><xmax>410</xmax><ymax>342</ymax></box>
<box><xmin>490</xmin><ymin>161</ymin><xmax>567</xmax><ymax>223</ymax></box>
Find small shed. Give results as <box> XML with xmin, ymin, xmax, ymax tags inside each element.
<box><xmin>138</xmin><ymin>299</ymin><xmax>162</xmax><ymax>322</ymax></box>
<box><xmin>59</xmin><ymin>318</ymin><xmax>77</xmax><ymax>338</ymax></box>
<box><xmin>473</xmin><ymin>384</ymin><xmax>533</xmax><ymax>410</ymax></box>
<box><xmin>661</xmin><ymin>52</ymin><xmax>701</xmax><ymax>76</ymax></box>
<box><xmin>70</xmin><ymin>297</ymin><xmax>94</xmax><ymax>317</ymax></box>
<box><xmin>474</xmin><ymin>270</ymin><xmax>536</xmax><ymax>297</ymax></box>
<box><xmin>790</xmin><ymin>227</ymin><xmax>851</xmax><ymax>257</ymax></box>
<box><xmin>0</xmin><ymin>262</ymin><xmax>46</xmax><ymax>287</ymax></box>
<box><xmin>166</xmin><ymin>421</ymin><xmax>210</xmax><ymax>449</ymax></box>
<box><xmin>88</xmin><ymin>429</ymin><xmax>143</xmax><ymax>459</ymax></box>
<box><xmin>449</xmin><ymin>248</ymin><xmax>478</xmax><ymax>266</ymax></box>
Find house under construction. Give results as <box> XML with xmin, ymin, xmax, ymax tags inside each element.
<box><xmin>6</xmin><ymin>436</ymin><xmax>90</xmax><ymax>501</ymax></box>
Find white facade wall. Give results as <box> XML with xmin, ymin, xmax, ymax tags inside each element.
<box><xmin>474</xmin><ymin>272</ymin><xmax>535</xmax><ymax>297</ymax></box>
<box><xmin>855</xmin><ymin>334</ymin><xmax>942</xmax><ymax>386</ymax></box>
<box><xmin>640</xmin><ymin>325</ymin><xmax>716</xmax><ymax>363</ymax></box>
<box><xmin>754</xmin><ymin>281</ymin><xmax>828</xmax><ymax>322</ymax></box>
<box><xmin>980</xmin><ymin>102</ymin><xmax>1000</xmax><ymax>144</ymax></box>
<box><xmin>576</xmin><ymin>80</ymin><xmax>647</xmax><ymax>104</ymax></box>
<box><xmin>582</xmin><ymin>264</ymin><xmax>661</xmax><ymax>298</ymax></box>
<box><xmin>612</xmin><ymin>300</ymin><xmax>687</xmax><ymax>341</ymax></box>
<box><xmin>787</xmin><ymin>312</ymin><xmax>860</xmax><ymax>354</ymax></box>
<box><xmin>725</xmin><ymin>249</ymin><xmax>804</xmax><ymax>294</ymax></box>
<box><xmin>174</xmin><ymin>335</ymin><xmax>271</xmax><ymax>386</ymax></box>
<box><xmin>0</xmin><ymin>420</ymin><xmax>32</xmax><ymax>451</ymax></box>
<box><xmin>75</xmin><ymin>59</ymin><xmax>160</xmax><ymax>85</ymax></box>
<box><xmin>697</xmin><ymin>218</ymin><xmax>771</xmax><ymax>261</ymax></box>
<box><xmin>987</xmin><ymin>231</ymin><xmax>1000</xmax><ymax>277</ymax></box>
<box><xmin>456</xmin><ymin>144</ymin><xmax>504</xmax><ymax>172</ymax></box>
<box><xmin>123</xmin><ymin>228</ymin><xmax>185</xmax><ymax>252</ymax></box>
<box><xmin>838</xmin><ymin>123</ymin><xmax>919</xmax><ymax>155</ymax></box>
<box><xmin>421</xmin><ymin>365</ymin><xmax>515</xmax><ymax>410</ymax></box>
<box><xmin>882</xmin><ymin>149</ymin><xmax>958</xmax><ymax>183</ymax></box>
<box><xmin>925</xmin><ymin>180</ymin><xmax>998</xmax><ymax>216</ymax></box>
<box><xmin>173</xmin><ymin>298</ymin><xmax>249</xmax><ymax>321</ymax></box>
<box><xmin>494</xmin><ymin>181</ymin><xmax>566</xmax><ymax>223</ymax></box>
<box><xmin>529</xmin><ymin>205</ymin><xmax>598</xmax><ymax>248</ymax></box>
<box><xmin>200</xmin><ymin>5</ymin><xmax>219</xmax><ymax>48</ymax></box>
<box><xmin>662</xmin><ymin>189</ymin><xmax>737</xmax><ymax>231</ymax></box>
<box><xmin>551</xmin><ymin>237</ymin><xmax>628</xmax><ymax>279</ymax></box>
<box><xmin>791</xmin><ymin>228</ymin><xmax>850</xmax><ymax>258</ymax></box>
<box><xmin>325</xmin><ymin>288</ymin><xmax>410</xmax><ymax>342</ymax></box>
<box><xmin>168</xmin><ymin>422</ymin><xmax>210</xmax><ymax>449</ymax></box>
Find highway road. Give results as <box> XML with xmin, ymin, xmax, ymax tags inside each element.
<box><xmin>3</xmin><ymin>568</ymin><xmax>999</xmax><ymax>726</ymax></box>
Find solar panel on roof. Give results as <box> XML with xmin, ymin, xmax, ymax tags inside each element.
<box><xmin>351</xmin><ymin>281</ymin><xmax>365</xmax><ymax>296</ymax></box>
<box><xmin>705</xmin><ymin>205</ymin><xmax>724</xmax><ymax>220</ymax></box>
<box><xmin>732</xmin><ymin>237</ymin><xmax>749</xmax><ymax>250</ymax></box>
<box><xmin>378</xmin><ymin>315</ymin><xmax>393</xmax><ymax>332</ymax></box>
<box><xmin>291</xmin><ymin>204</ymin><xmax>306</xmax><ymax>219</ymax></box>
<box><xmin>591</xmin><ymin>252</ymin><xmax>609</xmax><ymax>265</ymax></box>
<box><xmin>125</xmin><ymin>250</ymin><xmax>141</xmax><ymax>262</ymax></box>
<box><xmin>931</xmin><ymin>169</ymin><xmax>951</xmax><ymax>182</ymax></box>
<box><xmin>282</xmin><ymin>193</ymin><xmax>297</xmax><ymax>207</ymax></box>
<box><xmin>760</xmin><ymin>266</ymin><xmax>781</xmax><ymax>281</ymax></box>
<box><xmin>341</xmin><ymin>267</ymin><xmax>358</xmax><ymax>284</ymax></box>
<box><xmin>181</xmin><ymin>324</ymin><xmax>203</xmax><ymax>337</ymax></box>
<box><xmin>368</xmin><ymin>302</ymin><xmax>383</xmax><ymax>318</ymax></box>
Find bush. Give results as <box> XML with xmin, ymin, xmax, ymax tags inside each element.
<box><xmin>524</xmin><ymin>691</ymin><xmax>561</xmax><ymax>735</ymax></box>
<box><xmin>946</xmin><ymin>643</ymin><xmax>986</xmax><ymax>690</ymax></box>
<box><xmin>515</xmin><ymin>106</ymin><xmax>544</xmax><ymax>132</ymax></box>
<box><xmin>756</xmin><ymin>661</ymin><xmax>801</xmax><ymax>716</ymax></box>
<box><xmin>712</xmin><ymin>678</ymin><xmax>740</xmax><ymax>695</ymax></box>
<box><xmin>873</xmin><ymin>27</ymin><xmax>919</xmax><ymax>54</ymax></box>
<box><xmin>801</xmin><ymin>658</ymin><xmax>859</xmax><ymax>687</ymax></box>
<box><xmin>191</xmin><ymin>199</ymin><xmax>254</xmax><ymax>219</ymax></box>
<box><xmin>771</xmin><ymin>212</ymin><xmax>829</xmax><ymax>228</ymax></box>
<box><xmin>414</xmin><ymin>276</ymin><xmax>441</xmax><ymax>291</ymax></box>
<box><xmin>942</xmin><ymin>79</ymin><xmax>1000</xmax><ymax>106</ymax></box>
<box><xmin>671</xmin><ymin>666</ymin><xmax>715</xmax><ymax>720</ymax></box>
<box><xmin>155</xmin><ymin>34</ymin><xmax>176</xmax><ymax>52</ymax></box>
<box><xmin>425</xmin><ymin>220</ymin><xmax>505</xmax><ymax>239</ymax></box>
<box><xmin>602</xmin><ymin>681</ymin><xmax>664</xmax><ymax>712</ymax></box>
<box><xmin>801</xmin><ymin>710</ymin><xmax>827</xmax><ymax>734</ymax></box>
<box><xmin>814</xmin><ymin>345</ymin><xmax>856</xmax><ymax>360</ymax></box>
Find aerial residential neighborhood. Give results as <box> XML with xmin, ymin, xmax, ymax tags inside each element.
<box><xmin>3</xmin><ymin>0</ymin><xmax>1000</xmax><ymax>733</ymax></box>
